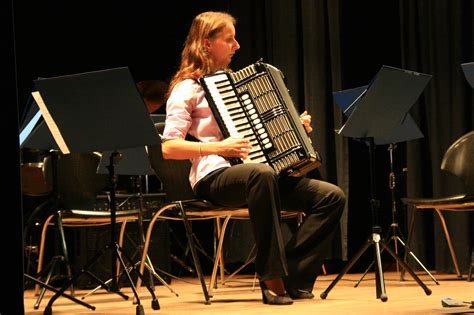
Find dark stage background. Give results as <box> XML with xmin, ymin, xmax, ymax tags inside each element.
<box><xmin>7</xmin><ymin>1</ymin><xmax>473</xmax><ymax>313</ymax></box>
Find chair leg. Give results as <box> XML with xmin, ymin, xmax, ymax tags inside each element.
<box><xmin>116</xmin><ymin>220</ymin><xmax>128</xmax><ymax>285</ymax></box>
<box><xmin>35</xmin><ymin>214</ymin><xmax>55</xmax><ymax>295</ymax></box>
<box><xmin>215</xmin><ymin>217</ymin><xmax>226</xmax><ymax>286</ymax></box>
<box><xmin>209</xmin><ymin>215</ymin><xmax>231</xmax><ymax>295</ymax></box>
<box><xmin>401</xmin><ymin>205</ymin><xmax>418</xmax><ymax>281</ymax></box>
<box><xmin>55</xmin><ymin>211</ymin><xmax>74</xmax><ymax>295</ymax></box>
<box><xmin>134</xmin><ymin>207</ymin><xmax>179</xmax><ymax>299</ymax></box>
<box><xmin>34</xmin><ymin>211</ymin><xmax>74</xmax><ymax>309</ymax></box>
<box><xmin>136</xmin><ymin>205</ymin><xmax>171</xmax><ymax>289</ymax></box>
<box><xmin>468</xmin><ymin>250</ymin><xmax>473</xmax><ymax>282</ymax></box>
<box><xmin>177</xmin><ymin>201</ymin><xmax>211</xmax><ymax>304</ymax></box>
<box><xmin>222</xmin><ymin>244</ymin><xmax>256</xmax><ymax>286</ymax></box>
<box><xmin>434</xmin><ymin>208</ymin><xmax>462</xmax><ymax>277</ymax></box>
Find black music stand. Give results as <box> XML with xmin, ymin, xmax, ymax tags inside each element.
<box><xmin>333</xmin><ymin>82</ymin><xmax>438</xmax><ymax>286</ymax></box>
<box><xmin>321</xmin><ymin>65</ymin><xmax>433</xmax><ymax>302</ymax></box>
<box><xmin>82</xmin><ymin>146</ymin><xmax>178</xmax><ymax>299</ymax></box>
<box><xmin>20</xmin><ymin>102</ymin><xmax>82</xmax><ymax>310</ymax></box>
<box><xmin>32</xmin><ymin>67</ymin><xmax>160</xmax><ymax>315</ymax></box>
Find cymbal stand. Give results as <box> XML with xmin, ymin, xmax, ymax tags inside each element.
<box><xmin>354</xmin><ymin>144</ymin><xmax>438</xmax><ymax>286</ymax></box>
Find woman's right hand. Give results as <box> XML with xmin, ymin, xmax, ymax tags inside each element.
<box><xmin>218</xmin><ymin>137</ymin><xmax>252</xmax><ymax>159</ymax></box>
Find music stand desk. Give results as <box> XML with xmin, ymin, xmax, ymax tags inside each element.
<box><xmin>32</xmin><ymin>66</ymin><xmax>160</xmax><ymax>314</ymax></box>
<box><xmin>322</xmin><ymin>65</ymin><xmax>432</xmax><ymax>302</ymax></box>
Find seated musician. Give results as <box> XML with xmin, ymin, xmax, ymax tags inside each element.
<box><xmin>161</xmin><ymin>11</ymin><xmax>345</xmax><ymax>305</ymax></box>
<box><xmin>136</xmin><ymin>79</ymin><xmax>168</xmax><ymax>114</ymax></box>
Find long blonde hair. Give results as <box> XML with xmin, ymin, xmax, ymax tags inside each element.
<box><xmin>167</xmin><ymin>11</ymin><xmax>236</xmax><ymax>96</ymax></box>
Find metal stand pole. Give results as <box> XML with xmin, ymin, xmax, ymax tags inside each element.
<box><xmin>354</xmin><ymin>144</ymin><xmax>438</xmax><ymax>286</ymax></box>
<box><xmin>320</xmin><ymin>139</ymin><xmax>432</xmax><ymax>302</ymax></box>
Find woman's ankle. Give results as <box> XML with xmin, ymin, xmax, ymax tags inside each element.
<box><xmin>263</xmin><ymin>278</ymin><xmax>286</xmax><ymax>295</ymax></box>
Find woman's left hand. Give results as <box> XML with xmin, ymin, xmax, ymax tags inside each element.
<box><xmin>300</xmin><ymin>110</ymin><xmax>313</xmax><ymax>133</ymax></box>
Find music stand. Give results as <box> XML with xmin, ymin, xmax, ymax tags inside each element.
<box><xmin>333</xmin><ymin>83</ymin><xmax>439</xmax><ymax>286</ymax></box>
<box><xmin>81</xmin><ymin>146</ymin><xmax>178</xmax><ymax>299</ymax></box>
<box><xmin>321</xmin><ymin>65</ymin><xmax>433</xmax><ymax>302</ymax></box>
<box><xmin>20</xmin><ymin>101</ymin><xmax>83</xmax><ymax>310</ymax></box>
<box><xmin>32</xmin><ymin>67</ymin><xmax>160</xmax><ymax>315</ymax></box>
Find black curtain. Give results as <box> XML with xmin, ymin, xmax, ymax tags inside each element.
<box><xmin>400</xmin><ymin>0</ymin><xmax>474</xmax><ymax>273</ymax></box>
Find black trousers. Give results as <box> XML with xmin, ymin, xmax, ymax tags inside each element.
<box><xmin>194</xmin><ymin>163</ymin><xmax>345</xmax><ymax>291</ymax></box>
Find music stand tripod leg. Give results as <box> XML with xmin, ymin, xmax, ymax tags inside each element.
<box><xmin>114</xmin><ymin>242</ymin><xmax>161</xmax><ymax>310</ymax></box>
<box><xmin>320</xmin><ymin>235</ymin><xmax>373</xmax><ymax>300</ymax></box>
<box><xmin>82</xmin><ymin>195</ymin><xmax>176</xmax><ymax>300</ymax></box>
<box><xmin>400</xmin><ymin>207</ymin><xmax>439</xmax><ymax>284</ymax></box>
<box><xmin>44</xmin><ymin>153</ymin><xmax>161</xmax><ymax>314</ymax></box>
<box><xmin>142</xmin><ymin>257</ymin><xmax>179</xmax><ymax>296</ymax></box>
<box><xmin>33</xmin><ymin>256</ymin><xmax>61</xmax><ymax>309</ymax></box>
<box><xmin>34</xmin><ymin>211</ymin><xmax>76</xmax><ymax>309</ymax></box>
<box><xmin>379</xmin><ymin>241</ymin><xmax>432</xmax><ymax>295</ymax></box>
<box><xmin>354</xmin><ymin>227</ymin><xmax>394</xmax><ymax>288</ymax></box>
<box><xmin>43</xmin><ymin>243</ymin><xmax>120</xmax><ymax>315</ymax></box>
<box><xmin>105</xmin><ymin>154</ymin><xmax>160</xmax><ymax>311</ymax></box>
<box><xmin>25</xmin><ymin>273</ymin><xmax>95</xmax><ymax>311</ymax></box>
<box><xmin>354</xmin><ymin>225</ymin><xmax>439</xmax><ymax>287</ymax></box>
<box><xmin>386</xmin><ymin>144</ymin><xmax>437</xmax><ymax>284</ymax></box>
<box><xmin>134</xmin><ymin>180</ymin><xmax>177</xmax><ymax>295</ymax></box>
<box><xmin>395</xmin><ymin>236</ymin><xmax>439</xmax><ymax>284</ymax></box>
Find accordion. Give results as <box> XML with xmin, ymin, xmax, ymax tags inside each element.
<box><xmin>199</xmin><ymin>61</ymin><xmax>322</xmax><ymax>177</ymax></box>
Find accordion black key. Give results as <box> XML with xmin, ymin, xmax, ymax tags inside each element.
<box><xmin>199</xmin><ymin>61</ymin><xmax>322</xmax><ymax>177</ymax></box>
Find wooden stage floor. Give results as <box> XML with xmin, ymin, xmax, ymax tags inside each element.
<box><xmin>24</xmin><ymin>272</ymin><xmax>473</xmax><ymax>314</ymax></box>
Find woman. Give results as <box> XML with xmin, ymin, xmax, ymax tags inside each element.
<box><xmin>162</xmin><ymin>11</ymin><xmax>345</xmax><ymax>305</ymax></box>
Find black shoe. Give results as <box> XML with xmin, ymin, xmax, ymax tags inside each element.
<box><xmin>259</xmin><ymin>281</ymin><xmax>293</xmax><ymax>305</ymax></box>
<box><xmin>284</xmin><ymin>286</ymin><xmax>314</xmax><ymax>300</ymax></box>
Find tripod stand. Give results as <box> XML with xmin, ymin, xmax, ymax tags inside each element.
<box><xmin>82</xmin><ymin>173</ymin><xmax>178</xmax><ymax>300</ymax></box>
<box><xmin>25</xmin><ymin>151</ymin><xmax>78</xmax><ymax>309</ymax></box>
<box><xmin>31</xmin><ymin>66</ymin><xmax>163</xmax><ymax>314</ymax></box>
<box><xmin>43</xmin><ymin>152</ymin><xmax>160</xmax><ymax>315</ymax></box>
<box><xmin>325</xmin><ymin>65</ymin><xmax>434</xmax><ymax>301</ymax></box>
<box><xmin>354</xmin><ymin>144</ymin><xmax>438</xmax><ymax>286</ymax></box>
<box><xmin>320</xmin><ymin>138</ymin><xmax>431</xmax><ymax>301</ymax></box>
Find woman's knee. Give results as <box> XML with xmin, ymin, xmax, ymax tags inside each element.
<box><xmin>249</xmin><ymin>164</ymin><xmax>278</xmax><ymax>184</ymax></box>
<box><xmin>328</xmin><ymin>185</ymin><xmax>346</xmax><ymax>215</ymax></box>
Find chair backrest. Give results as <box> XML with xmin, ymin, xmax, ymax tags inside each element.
<box><xmin>147</xmin><ymin>122</ymin><xmax>196</xmax><ymax>202</ymax></box>
<box><xmin>53</xmin><ymin>152</ymin><xmax>108</xmax><ymax>209</ymax></box>
<box><xmin>441</xmin><ymin>130</ymin><xmax>474</xmax><ymax>195</ymax></box>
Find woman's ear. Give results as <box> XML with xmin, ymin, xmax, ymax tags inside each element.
<box><xmin>203</xmin><ymin>38</ymin><xmax>211</xmax><ymax>53</ymax></box>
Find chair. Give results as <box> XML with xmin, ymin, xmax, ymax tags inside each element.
<box><xmin>33</xmin><ymin>152</ymin><xmax>141</xmax><ymax>308</ymax></box>
<box><xmin>136</xmin><ymin>123</ymin><xmax>302</xmax><ymax>303</ymax></box>
<box><xmin>402</xmin><ymin>130</ymin><xmax>474</xmax><ymax>280</ymax></box>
